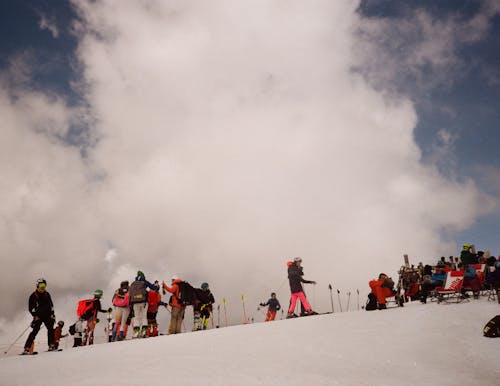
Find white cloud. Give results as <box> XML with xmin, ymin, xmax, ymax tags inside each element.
<box><xmin>0</xmin><ymin>1</ymin><xmax>495</xmax><ymax>340</ymax></box>
<box><xmin>39</xmin><ymin>14</ymin><xmax>59</xmax><ymax>38</ymax></box>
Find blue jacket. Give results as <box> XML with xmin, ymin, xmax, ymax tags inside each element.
<box><xmin>430</xmin><ymin>272</ymin><xmax>446</xmax><ymax>286</ymax></box>
<box><xmin>464</xmin><ymin>265</ymin><xmax>477</xmax><ymax>279</ymax></box>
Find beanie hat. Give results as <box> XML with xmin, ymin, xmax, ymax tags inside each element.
<box><xmin>137</xmin><ymin>271</ymin><xmax>145</xmax><ymax>279</ymax></box>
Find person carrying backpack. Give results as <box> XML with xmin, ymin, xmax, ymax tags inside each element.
<box><xmin>111</xmin><ymin>280</ymin><xmax>130</xmax><ymax>341</ymax></box>
<box><xmin>22</xmin><ymin>278</ymin><xmax>57</xmax><ymax>354</ymax></box>
<box><xmin>82</xmin><ymin>289</ymin><xmax>111</xmax><ymax>345</ymax></box>
<box><xmin>287</xmin><ymin>257</ymin><xmax>317</xmax><ymax>318</ymax></box>
<box><xmin>260</xmin><ymin>292</ymin><xmax>281</xmax><ymax>322</ymax></box>
<box><xmin>129</xmin><ymin>271</ymin><xmax>156</xmax><ymax>338</ymax></box>
<box><xmin>193</xmin><ymin>282</ymin><xmax>215</xmax><ymax>330</ymax></box>
<box><xmin>162</xmin><ymin>275</ymin><xmax>186</xmax><ymax>334</ymax></box>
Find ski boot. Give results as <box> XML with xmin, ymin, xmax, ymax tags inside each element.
<box><xmin>117</xmin><ymin>331</ymin><xmax>124</xmax><ymax>341</ymax></box>
<box><xmin>378</xmin><ymin>303</ymin><xmax>387</xmax><ymax>310</ymax></box>
<box><xmin>132</xmin><ymin>327</ymin><xmax>140</xmax><ymax>338</ymax></box>
<box><xmin>286</xmin><ymin>312</ymin><xmax>298</xmax><ymax>319</ymax></box>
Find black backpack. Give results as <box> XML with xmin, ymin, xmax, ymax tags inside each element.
<box><xmin>69</xmin><ymin>323</ymin><xmax>76</xmax><ymax>335</ymax></box>
<box><xmin>483</xmin><ymin>315</ymin><xmax>500</xmax><ymax>338</ymax></box>
<box><xmin>129</xmin><ymin>280</ymin><xmax>147</xmax><ymax>304</ymax></box>
<box><xmin>177</xmin><ymin>281</ymin><xmax>196</xmax><ymax>306</ymax></box>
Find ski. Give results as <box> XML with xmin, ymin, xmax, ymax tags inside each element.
<box><xmin>19</xmin><ymin>351</ymin><xmax>38</xmax><ymax>356</ymax></box>
<box><xmin>46</xmin><ymin>349</ymin><xmax>63</xmax><ymax>352</ymax></box>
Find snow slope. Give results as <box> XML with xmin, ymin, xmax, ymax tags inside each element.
<box><xmin>0</xmin><ymin>299</ymin><xmax>498</xmax><ymax>386</ymax></box>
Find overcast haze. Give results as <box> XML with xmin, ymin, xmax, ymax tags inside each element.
<box><xmin>1</xmin><ymin>0</ymin><xmax>499</xmax><ymax>341</ymax></box>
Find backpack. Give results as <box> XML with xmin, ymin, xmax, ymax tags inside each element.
<box><xmin>177</xmin><ymin>281</ymin><xmax>196</xmax><ymax>306</ymax></box>
<box><xmin>69</xmin><ymin>323</ymin><xmax>76</xmax><ymax>335</ymax></box>
<box><xmin>365</xmin><ymin>293</ymin><xmax>378</xmax><ymax>311</ymax></box>
<box><xmin>77</xmin><ymin>299</ymin><xmax>95</xmax><ymax>320</ymax></box>
<box><xmin>129</xmin><ymin>280</ymin><xmax>147</xmax><ymax>304</ymax></box>
<box><xmin>483</xmin><ymin>315</ymin><xmax>500</xmax><ymax>338</ymax></box>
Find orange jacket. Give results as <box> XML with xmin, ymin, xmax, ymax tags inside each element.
<box><xmin>369</xmin><ymin>278</ymin><xmax>393</xmax><ymax>305</ymax></box>
<box><xmin>162</xmin><ymin>279</ymin><xmax>184</xmax><ymax>308</ymax></box>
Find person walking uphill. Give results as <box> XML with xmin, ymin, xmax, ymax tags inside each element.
<box><xmin>287</xmin><ymin>257</ymin><xmax>317</xmax><ymax>318</ymax></box>
<box><xmin>129</xmin><ymin>271</ymin><xmax>157</xmax><ymax>338</ymax></box>
<box><xmin>162</xmin><ymin>276</ymin><xmax>186</xmax><ymax>334</ymax></box>
<box><xmin>22</xmin><ymin>278</ymin><xmax>57</xmax><ymax>354</ymax></box>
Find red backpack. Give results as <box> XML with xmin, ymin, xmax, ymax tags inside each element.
<box><xmin>77</xmin><ymin>298</ymin><xmax>95</xmax><ymax>320</ymax></box>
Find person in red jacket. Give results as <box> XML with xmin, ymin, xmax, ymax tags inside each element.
<box><xmin>146</xmin><ymin>281</ymin><xmax>164</xmax><ymax>337</ymax></box>
<box><xmin>162</xmin><ymin>276</ymin><xmax>185</xmax><ymax>334</ymax></box>
<box><xmin>369</xmin><ymin>273</ymin><xmax>395</xmax><ymax>310</ymax></box>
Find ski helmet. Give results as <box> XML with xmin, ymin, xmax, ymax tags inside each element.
<box><xmin>462</xmin><ymin>243</ymin><xmax>471</xmax><ymax>251</ymax></box>
<box><xmin>120</xmin><ymin>280</ymin><xmax>129</xmax><ymax>289</ymax></box>
<box><xmin>94</xmin><ymin>289</ymin><xmax>103</xmax><ymax>298</ymax></box>
<box><xmin>293</xmin><ymin>257</ymin><xmax>302</xmax><ymax>263</ymax></box>
<box><xmin>271</xmin><ymin>292</ymin><xmax>276</xmax><ymax>297</ymax></box>
<box><xmin>57</xmin><ymin>321</ymin><xmax>64</xmax><ymax>327</ymax></box>
<box><xmin>171</xmin><ymin>275</ymin><xmax>179</xmax><ymax>281</ymax></box>
<box><xmin>137</xmin><ymin>271</ymin><xmax>145</xmax><ymax>279</ymax></box>
<box><xmin>36</xmin><ymin>278</ymin><xmax>47</xmax><ymax>287</ymax></box>
<box><xmin>201</xmin><ymin>282</ymin><xmax>209</xmax><ymax>290</ymax></box>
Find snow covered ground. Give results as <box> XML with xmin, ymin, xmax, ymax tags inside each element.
<box><xmin>0</xmin><ymin>298</ymin><xmax>498</xmax><ymax>386</ymax></box>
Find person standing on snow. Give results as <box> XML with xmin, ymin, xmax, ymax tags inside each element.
<box><xmin>82</xmin><ymin>289</ymin><xmax>112</xmax><ymax>345</ymax></box>
<box><xmin>193</xmin><ymin>282</ymin><xmax>215</xmax><ymax>330</ymax></box>
<box><xmin>162</xmin><ymin>275</ymin><xmax>186</xmax><ymax>334</ymax></box>
<box><xmin>260</xmin><ymin>292</ymin><xmax>281</xmax><ymax>321</ymax></box>
<box><xmin>129</xmin><ymin>271</ymin><xmax>157</xmax><ymax>338</ymax></box>
<box><xmin>22</xmin><ymin>278</ymin><xmax>57</xmax><ymax>354</ymax></box>
<box><xmin>146</xmin><ymin>280</ymin><xmax>165</xmax><ymax>337</ymax></box>
<box><xmin>53</xmin><ymin>321</ymin><xmax>68</xmax><ymax>349</ymax></box>
<box><xmin>287</xmin><ymin>257</ymin><xmax>317</xmax><ymax>318</ymax></box>
<box><xmin>111</xmin><ymin>280</ymin><xmax>130</xmax><ymax>341</ymax></box>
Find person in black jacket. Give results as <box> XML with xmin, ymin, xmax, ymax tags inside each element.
<box><xmin>22</xmin><ymin>278</ymin><xmax>56</xmax><ymax>354</ymax></box>
<box><xmin>260</xmin><ymin>292</ymin><xmax>281</xmax><ymax>321</ymax></box>
<box><xmin>287</xmin><ymin>257</ymin><xmax>317</xmax><ymax>318</ymax></box>
<box><xmin>193</xmin><ymin>282</ymin><xmax>215</xmax><ymax>330</ymax></box>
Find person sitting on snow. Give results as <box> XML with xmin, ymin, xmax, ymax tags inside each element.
<box><xmin>369</xmin><ymin>273</ymin><xmax>395</xmax><ymax>310</ymax></box>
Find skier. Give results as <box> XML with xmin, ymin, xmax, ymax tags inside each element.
<box><xmin>72</xmin><ymin>318</ymin><xmax>85</xmax><ymax>347</ymax></box>
<box><xmin>146</xmin><ymin>281</ymin><xmax>164</xmax><ymax>337</ymax></box>
<box><xmin>53</xmin><ymin>321</ymin><xmax>68</xmax><ymax>349</ymax></box>
<box><xmin>193</xmin><ymin>282</ymin><xmax>215</xmax><ymax>330</ymax></box>
<box><xmin>82</xmin><ymin>289</ymin><xmax>111</xmax><ymax>345</ymax></box>
<box><xmin>111</xmin><ymin>280</ymin><xmax>130</xmax><ymax>341</ymax></box>
<box><xmin>22</xmin><ymin>278</ymin><xmax>57</xmax><ymax>354</ymax></box>
<box><xmin>259</xmin><ymin>292</ymin><xmax>281</xmax><ymax>322</ymax></box>
<box><xmin>129</xmin><ymin>271</ymin><xmax>157</xmax><ymax>338</ymax></box>
<box><xmin>287</xmin><ymin>257</ymin><xmax>317</xmax><ymax>318</ymax></box>
<box><xmin>162</xmin><ymin>275</ymin><xmax>186</xmax><ymax>334</ymax></box>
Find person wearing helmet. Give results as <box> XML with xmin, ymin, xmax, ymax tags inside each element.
<box><xmin>460</xmin><ymin>243</ymin><xmax>478</xmax><ymax>265</ymax></box>
<box><xmin>81</xmin><ymin>289</ymin><xmax>112</xmax><ymax>345</ymax></box>
<box><xmin>146</xmin><ymin>280</ymin><xmax>165</xmax><ymax>337</ymax></box>
<box><xmin>22</xmin><ymin>279</ymin><xmax>57</xmax><ymax>354</ymax></box>
<box><xmin>111</xmin><ymin>281</ymin><xmax>130</xmax><ymax>341</ymax></box>
<box><xmin>129</xmin><ymin>271</ymin><xmax>157</xmax><ymax>338</ymax></box>
<box><xmin>53</xmin><ymin>321</ymin><xmax>68</xmax><ymax>349</ymax></box>
<box><xmin>193</xmin><ymin>282</ymin><xmax>215</xmax><ymax>331</ymax></box>
<box><xmin>259</xmin><ymin>292</ymin><xmax>281</xmax><ymax>322</ymax></box>
<box><xmin>286</xmin><ymin>258</ymin><xmax>317</xmax><ymax>318</ymax></box>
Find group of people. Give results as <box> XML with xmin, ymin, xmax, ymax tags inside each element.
<box><xmin>22</xmin><ymin>257</ymin><xmax>322</xmax><ymax>353</ymax></box>
<box><xmin>367</xmin><ymin>243</ymin><xmax>500</xmax><ymax>310</ymax></box>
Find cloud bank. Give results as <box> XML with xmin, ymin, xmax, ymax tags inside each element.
<box><xmin>0</xmin><ymin>1</ymin><xmax>495</xmax><ymax>338</ymax></box>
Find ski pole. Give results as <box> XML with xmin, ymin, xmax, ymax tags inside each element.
<box><xmin>222</xmin><ymin>298</ymin><xmax>228</xmax><ymax>327</ymax></box>
<box><xmin>347</xmin><ymin>291</ymin><xmax>351</xmax><ymax>312</ymax></box>
<box><xmin>3</xmin><ymin>324</ymin><xmax>31</xmax><ymax>355</ymax></box>
<box><xmin>241</xmin><ymin>295</ymin><xmax>248</xmax><ymax>324</ymax></box>
<box><xmin>337</xmin><ymin>289</ymin><xmax>343</xmax><ymax>312</ymax></box>
<box><xmin>357</xmin><ymin>289</ymin><xmax>360</xmax><ymax>311</ymax></box>
<box><xmin>328</xmin><ymin>284</ymin><xmax>334</xmax><ymax>313</ymax></box>
<box><xmin>216</xmin><ymin>305</ymin><xmax>220</xmax><ymax>328</ymax></box>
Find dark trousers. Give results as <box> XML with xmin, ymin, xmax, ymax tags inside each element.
<box><xmin>24</xmin><ymin>317</ymin><xmax>54</xmax><ymax>350</ymax></box>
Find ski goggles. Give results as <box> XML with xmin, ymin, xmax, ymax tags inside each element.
<box><xmin>37</xmin><ymin>283</ymin><xmax>47</xmax><ymax>290</ymax></box>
